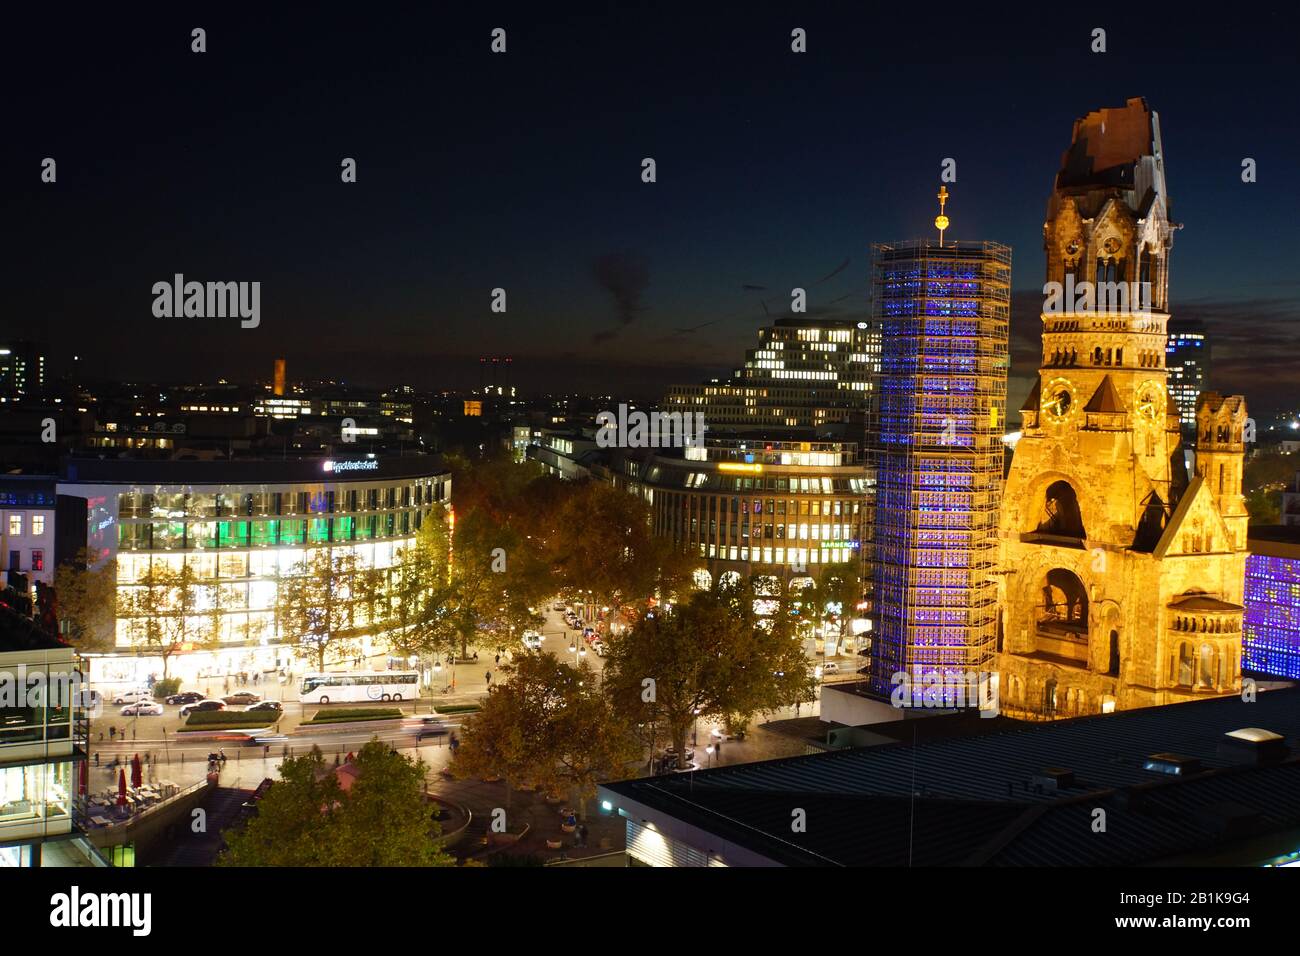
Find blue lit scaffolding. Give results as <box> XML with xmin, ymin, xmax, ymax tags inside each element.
<box><xmin>867</xmin><ymin>240</ymin><xmax>1010</xmax><ymax>702</ymax></box>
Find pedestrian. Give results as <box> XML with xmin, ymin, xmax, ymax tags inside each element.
<box><xmin>485</xmin><ymin>671</ymin><xmax>492</xmax><ymax>685</ymax></box>
<box><xmin>495</xmin><ymin>653</ymin><xmax>500</xmax><ymax>666</ymax></box>
<box><xmin>109</xmin><ymin>725</ymin><xmax>116</xmax><ymax>741</ymax></box>
<box><xmin>715</xmin><ymin>739</ymin><xmax>723</xmax><ymax>759</ymax></box>
<box><xmin>94</xmin><ymin>752</ymin><xmax>100</xmax><ymax>767</ymax></box>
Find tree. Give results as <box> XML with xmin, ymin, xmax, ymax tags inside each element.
<box><xmin>453</xmin><ymin>651</ymin><xmax>638</xmax><ymax>815</ymax></box>
<box><xmin>52</xmin><ymin>548</ymin><xmax>117</xmax><ymax>653</ymax></box>
<box><xmin>276</xmin><ymin>548</ymin><xmax>376</xmax><ymax>671</ymax></box>
<box><xmin>548</xmin><ymin>481</ymin><xmax>693</xmax><ymax>630</ymax></box>
<box><xmin>220</xmin><ymin>741</ymin><xmax>454</xmax><ymax>867</ymax></box>
<box><xmin>118</xmin><ymin>560</ymin><xmax>218</xmax><ymax>679</ymax></box>
<box><xmin>603</xmin><ymin>586</ymin><xmax>816</xmax><ymax>768</ymax></box>
<box><xmin>816</xmin><ymin>562</ymin><xmax>861</xmax><ymax>652</ymax></box>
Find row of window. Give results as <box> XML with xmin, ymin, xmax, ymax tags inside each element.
<box><xmin>116</xmin><ymin>482</ymin><xmax>446</xmax><ymax>519</ymax></box>
<box><xmin>3</xmin><ymin>513</ymin><xmax>46</xmax><ymax>536</ymax></box>
<box><xmin>118</xmin><ymin>511</ymin><xmax>426</xmax><ymax>551</ymax></box>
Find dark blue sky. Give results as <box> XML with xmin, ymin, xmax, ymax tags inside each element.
<box><xmin>9</xmin><ymin>4</ymin><xmax>1299</xmax><ymax>411</ymax></box>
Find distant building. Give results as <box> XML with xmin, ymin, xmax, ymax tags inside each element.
<box><xmin>662</xmin><ymin>318</ymin><xmax>877</xmax><ymax>439</ymax></box>
<box><xmin>0</xmin><ymin>477</ymin><xmax>57</xmax><ymax>591</ymax></box>
<box><xmin>0</xmin><ymin>341</ymin><xmax>46</xmax><ymax>400</ymax></box>
<box><xmin>1243</xmin><ymin>526</ymin><xmax>1300</xmax><ymax>680</ymax></box>
<box><xmin>1166</xmin><ymin>320</ymin><xmax>1209</xmax><ymax>433</ymax></box>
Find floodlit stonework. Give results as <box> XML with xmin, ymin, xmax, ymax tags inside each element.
<box><xmin>995</xmin><ymin>98</ymin><xmax>1248</xmax><ymax>718</ymax></box>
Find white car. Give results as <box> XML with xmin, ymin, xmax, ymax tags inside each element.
<box><xmin>521</xmin><ymin>631</ymin><xmax>543</xmax><ymax>650</ymax></box>
<box><xmin>822</xmin><ymin>662</ymin><xmax>840</xmax><ymax>674</ymax></box>
<box><xmin>119</xmin><ymin>700</ymin><xmax>163</xmax><ymax>717</ymax></box>
<box><xmin>113</xmin><ymin>688</ymin><xmax>154</xmax><ymax>705</ymax></box>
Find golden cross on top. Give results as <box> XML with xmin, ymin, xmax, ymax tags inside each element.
<box><xmin>935</xmin><ymin>186</ymin><xmax>951</xmax><ymax>247</ymax></box>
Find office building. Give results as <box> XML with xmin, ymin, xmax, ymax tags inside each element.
<box><xmin>54</xmin><ymin>455</ymin><xmax>450</xmax><ymax>687</ymax></box>
<box><xmin>0</xmin><ymin>618</ymin><xmax>98</xmax><ymax>867</ymax></box>
<box><xmin>0</xmin><ymin>341</ymin><xmax>46</xmax><ymax>400</ymax></box>
<box><xmin>662</xmin><ymin>318</ymin><xmax>877</xmax><ymax>438</ymax></box>
<box><xmin>1166</xmin><ymin>320</ymin><xmax>1209</xmax><ymax>434</ymax></box>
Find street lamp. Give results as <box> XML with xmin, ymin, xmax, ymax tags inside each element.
<box><xmin>706</xmin><ymin>745</ymin><xmax>715</xmax><ymax>768</ymax></box>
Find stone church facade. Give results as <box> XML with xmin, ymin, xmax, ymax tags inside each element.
<box><xmin>996</xmin><ymin>98</ymin><xmax>1249</xmax><ymax>719</ymax></box>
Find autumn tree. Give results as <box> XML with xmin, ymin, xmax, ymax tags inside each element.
<box><xmin>603</xmin><ymin>585</ymin><xmax>816</xmax><ymax>768</ymax></box>
<box><xmin>52</xmin><ymin>548</ymin><xmax>117</xmax><ymax>653</ymax></box>
<box><xmin>219</xmin><ymin>741</ymin><xmax>454</xmax><ymax>867</ymax></box>
<box><xmin>118</xmin><ymin>560</ymin><xmax>219</xmax><ymax>679</ymax></box>
<box><xmin>452</xmin><ymin>651</ymin><xmax>638</xmax><ymax>815</ymax></box>
<box><xmin>548</xmin><ymin>480</ymin><xmax>693</xmax><ymax>629</ymax></box>
<box><xmin>276</xmin><ymin>548</ymin><xmax>377</xmax><ymax>671</ymax></box>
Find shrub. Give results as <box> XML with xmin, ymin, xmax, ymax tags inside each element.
<box><xmin>305</xmin><ymin>708</ymin><xmax>402</xmax><ymax>724</ymax></box>
<box><xmin>153</xmin><ymin>678</ymin><xmax>182</xmax><ymax>699</ymax></box>
<box><xmin>182</xmin><ymin>709</ymin><xmax>280</xmax><ymax>728</ymax></box>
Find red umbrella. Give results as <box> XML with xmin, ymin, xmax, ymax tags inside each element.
<box><xmin>78</xmin><ymin>758</ymin><xmax>88</xmax><ymax>797</ymax></box>
<box><xmin>116</xmin><ymin>769</ymin><xmax>128</xmax><ymax>806</ymax></box>
<box><xmin>130</xmin><ymin>754</ymin><xmax>143</xmax><ymax>789</ymax></box>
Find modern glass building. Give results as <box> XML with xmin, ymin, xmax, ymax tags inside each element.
<box><xmin>54</xmin><ymin>455</ymin><xmax>450</xmax><ymax>687</ymax></box>
<box><xmin>0</xmin><ymin>634</ymin><xmax>96</xmax><ymax>867</ymax></box>
<box><xmin>866</xmin><ymin>240</ymin><xmax>1010</xmax><ymax>699</ymax></box>
<box><xmin>1243</xmin><ymin>527</ymin><xmax>1300</xmax><ymax>679</ymax></box>
<box><xmin>1166</xmin><ymin>319</ymin><xmax>1209</xmax><ymax>434</ymax></box>
<box><xmin>663</xmin><ymin>318</ymin><xmax>878</xmax><ymax>437</ymax></box>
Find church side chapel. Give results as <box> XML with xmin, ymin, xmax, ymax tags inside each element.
<box><xmin>995</xmin><ymin>98</ymin><xmax>1249</xmax><ymax>718</ymax></box>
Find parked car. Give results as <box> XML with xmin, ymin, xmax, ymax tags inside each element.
<box><xmin>552</xmin><ymin>603</ymin><xmax>566</xmax><ymax>611</ymax></box>
<box><xmin>165</xmin><ymin>691</ymin><xmax>205</xmax><ymax>706</ymax></box>
<box><xmin>119</xmin><ymin>700</ymin><xmax>163</xmax><ymax>717</ymax></box>
<box><xmin>179</xmin><ymin>699</ymin><xmax>226</xmax><ymax>718</ymax></box>
<box><xmin>246</xmin><ymin>700</ymin><xmax>283</xmax><ymax>713</ymax></box>
<box><xmin>113</xmin><ymin>688</ymin><xmax>153</xmax><ymax>705</ymax></box>
<box><xmin>222</xmin><ymin>692</ymin><xmax>262</xmax><ymax>705</ymax></box>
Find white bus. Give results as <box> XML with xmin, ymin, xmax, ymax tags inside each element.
<box><xmin>299</xmin><ymin>671</ymin><xmax>420</xmax><ymax>704</ymax></box>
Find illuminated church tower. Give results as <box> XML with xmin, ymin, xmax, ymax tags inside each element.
<box><xmin>996</xmin><ymin>98</ymin><xmax>1249</xmax><ymax>717</ymax></box>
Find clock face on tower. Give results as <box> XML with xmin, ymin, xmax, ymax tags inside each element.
<box><xmin>1041</xmin><ymin>377</ymin><xmax>1076</xmax><ymax>424</ymax></box>
<box><xmin>1135</xmin><ymin>381</ymin><xmax>1165</xmax><ymax>424</ymax></box>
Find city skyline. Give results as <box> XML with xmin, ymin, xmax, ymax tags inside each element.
<box><xmin>10</xmin><ymin>8</ymin><xmax>1299</xmax><ymax>412</ymax></box>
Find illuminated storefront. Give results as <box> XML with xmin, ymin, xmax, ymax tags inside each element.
<box><xmin>56</xmin><ymin>456</ymin><xmax>450</xmax><ymax>686</ymax></box>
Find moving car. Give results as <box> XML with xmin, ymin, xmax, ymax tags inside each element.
<box><xmin>822</xmin><ymin>662</ymin><xmax>840</xmax><ymax>674</ymax></box>
<box><xmin>165</xmin><ymin>691</ymin><xmax>204</xmax><ymax>706</ymax></box>
<box><xmin>245</xmin><ymin>700</ymin><xmax>283</xmax><ymax>713</ymax></box>
<box><xmin>521</xmin><ymin>631</ymin><xmax>543</xmax><ymax>650</ymax></box>
<box><xmin>407</xmin><ymin>715</ymin><xmax>450</xmax><ymax>740</ymax></box>
<box><xmin>222</xmin><ymin>692</ymin><xmax>262</xmax><ymax>705</ymax></box>
<box><xmin>113</xmin><ymin>688</ymin><xmax>153</xmax><ymax>705</ymax></box>
<box><xmin>179</xmin><ymin>699</ymin><xmax>226</xmax><ymax>718</ymax></box>
<box><xmin>119</xmin><ymin>700</ymin><xmax>163</xmax><ymax>717</ymax></box>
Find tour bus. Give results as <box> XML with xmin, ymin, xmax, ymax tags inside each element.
<box><xmin>299</xmin><ymin>671</ymin><xmax>420</xmax><ymax>704</ymax></box>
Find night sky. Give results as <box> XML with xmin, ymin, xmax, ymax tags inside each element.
<box><xmin>9</xmin><ymin>5</ymin><xmax>1299</xmax><ymax>412</ymax></box>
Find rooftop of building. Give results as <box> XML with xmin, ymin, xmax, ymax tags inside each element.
<box><xmin>602</xmin><ymin>687</ymin><xmax>1300</xmax><ymax>866</ymax></box>
<box><xmin>0</xmin><ymin>604</ymin><xmax>67</xmax><ymax>653</ymax></box>
<box><xmin>56</xmin><ymin>453</ymin><xmax>447</xmax><ymax>487</ymax></box>
<box><xmin>1247</xmin><ymin>524</ymin><xmax>1300</xmax><ymax>559</ymax></box>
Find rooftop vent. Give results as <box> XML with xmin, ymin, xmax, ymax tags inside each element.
<box><xmin>1218</xmin><ymin>728</ymin><xmax>1289</xmax><ymax>767</ymax></box>
<box><xmin>1031</xmin><ymin>767</ymin><xmax>1076</xmax><ymax>791</ymax></box>
<box><xmin>1142</xmin><ymin>753</ymin><xmax>1202</xmax><ymax>776</ymax></box>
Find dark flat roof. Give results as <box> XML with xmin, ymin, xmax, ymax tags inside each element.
<box><xmin>56</xmin><ymin>455</ymin><xmax>446</xmax><ymax>486</ymax></box>
<box><xmin>603</xmin><ymin>688</ymin><xmax>1300</xmax><ymax>866</ymax></box>
<box><xmin>1248</xmin><ymin>525</ymin><xmax>1300</xmax><ymax>559</ymax></box>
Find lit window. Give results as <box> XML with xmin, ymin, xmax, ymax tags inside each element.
<box><xmin>31</xmin><ymin>515</ymin><xmax>45</xmax><ymax>536</ymax></box>
<box><xmin>31</xmin><ymin>550</ymin><xmax>44</xmax><ymax>572</ymax></box>
<box><xmin>7</xmin><ymin>514</ymin><xmax>21</xmax><ymax>536</ymax></box>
